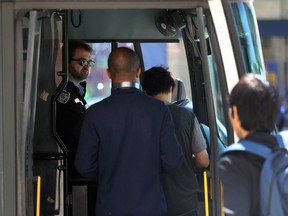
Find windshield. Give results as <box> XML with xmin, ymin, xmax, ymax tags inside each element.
<box><xmin>230</xmin><ymin>2</ymin><xmax>265</xmax><ymax>76</ymax></box>
<box><xmin>85</xmin><ymin>41</ymin><xmax>190</xmax><ymax>106</ymax></box>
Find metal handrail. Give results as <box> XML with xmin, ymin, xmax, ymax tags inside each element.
<box><xmin>36</xmin><ymin>176</ymin><xmax>41</xmax><ymax>216</ymax></box>
<box><xmin>203</xmin><ymin>171</ymin><xmax>210</xmax><ymax>216</ymax></box>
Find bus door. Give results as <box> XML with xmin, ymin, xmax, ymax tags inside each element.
<box><xmin>4</xmin><ymin>1</ymin><xmax>266</xmax><ymax>216</ymax></box>
<box><xmin>17</xmin><ymin>10</ymin><xmax>67</xmax><ymax>216</ymax></box>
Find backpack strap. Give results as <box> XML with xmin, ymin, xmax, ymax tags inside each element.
<box><xmin>220</xmin><ymin>131</ymin><xmax>288</xmax><ymax>158</ymax></box>
<box><xmin>221</xmin><ymin>140</ymin><xmax>271</xmax><ymax>159</ymax></box>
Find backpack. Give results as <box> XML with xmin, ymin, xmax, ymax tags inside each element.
<box><xmin>222</xmin><ymin>131</ymin><xmax>288</xmax><ymax>216</ymax></box>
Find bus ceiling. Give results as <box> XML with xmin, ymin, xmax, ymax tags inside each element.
<box><xmin>12</xmin><ymin>0</ymin><xmax>208</xmax><ymax>10</ymax></box>
<box><xmin>68</xmin><ymin>9</ymin><xmax>183</xmax><ymax>42</ymax></box>
<box><xmin>36</xmin><ymin>9</ymin><xmax>202</xmax><ymax>42</ymax></box>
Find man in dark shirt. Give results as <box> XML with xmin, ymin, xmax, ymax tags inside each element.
<box><xmin>56</xmin><ymin>40</ymin><xmax>96</xmax><ymax>215</ymax></box>
<box><xmin>75</xmin><ymin>47</ymin><xmax>183</xmax><ymax>215</ymax></box>
<box><xmin>56</xmin><ymin>40</ymin><xmax>94</xmax><ymax>178</ymax></box>
<box><xmin>142</xmin><ymin>66</ymin><xmax>209</xmax><ymax>216</ymax></box>
<box><xmin>217</xmin><ymin>74</ymin><xmax>279</xmax><ymax>216</ymax></box>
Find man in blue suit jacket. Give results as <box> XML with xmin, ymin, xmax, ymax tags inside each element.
<box><xmin>75</xmin><ymin>47</ymin><xmax>183</xmax><ymax>216</ymax></box>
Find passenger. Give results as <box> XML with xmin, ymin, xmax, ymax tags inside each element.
<box><xmin>75</xmin><ymin>47</ymin><xmax>183</xmax><ymax>215</ymax></box>
<box><xmin>57</xmin><ymin>40</ymin><xmax>94</xmax><ymax>178</ymax></box>
<box><xmin>56</xmin><ymin>40</ymin><xmax>96</xmax><ymax>215</ymax></box>
<box><xmin>142</xmin><ymin>66</ymin><xmax>209</xmax><ymax>216</ymax></box>
<box><xmin>217</xmin><ymin>74</ymin><xmax>279</xmax><ymax>216</ymax></box>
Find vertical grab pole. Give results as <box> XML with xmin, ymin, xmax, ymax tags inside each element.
<box><xmin>196</xmin><ymin>7</ymin><xmax>222</xmax><ymax>215</ymax></box>
<box><xmin>203</xmin><ymin>171</ymin><xmax>209</xmax><ymax>216</ymax></box>
<box><xmin>23</xmin><ymin>10</ymin><xmax>42</xmax><ymax>216</ymax></box>
<box><xmin>221</xmin><ymin>183</ymin><xmax>225</xmax><ymax>216</ymax></box>
<box><xmin>36</xmin><ymin>176</ymin><xmax>41</xmax><ymax>216</ymax></box>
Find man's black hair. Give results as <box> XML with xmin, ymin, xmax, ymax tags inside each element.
<box><xmin>142</xmin><ymin>66</ymin><xmax>175</xmax><ymax>96</ymax></box>
<box><xmin>69</xmin><ymin>40</ymin><xmax>93</xmax><ymax>60</ymax></box>
<box><xmin>230</xmin><ymin>74</ymin><xmax>278</xmax><ymax>132</ymax></box>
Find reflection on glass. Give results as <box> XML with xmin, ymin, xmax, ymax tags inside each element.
<box><xmin>230</xmin><ymin>2</ymin><xmax>265</xmax><ymax>75</ymax></box>
<box><xmin>208</xmin><ymin>54</ymin><xmax>227</xmax><ymax>146</ymax></box>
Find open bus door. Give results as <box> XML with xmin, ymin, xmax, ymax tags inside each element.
<box><xmin>0</xmin><ymin>1</ymin><xmax>266</xmax><ymax>216</ymax></box>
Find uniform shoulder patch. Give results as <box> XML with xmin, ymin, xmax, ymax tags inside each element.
<box><xmin>57</xmin><ymin>90</ymin><xmax>70</xmax><ymax>104</ymax></box>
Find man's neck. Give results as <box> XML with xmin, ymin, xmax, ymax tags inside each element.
<box><xmin>236</xmin><ymin>127</ymin><xmax>252</xmax><ymax>140</ymax></box>
<box><xmin>154</xmin><ymin>93</ymin><xmax>172</xmax><ymax>104</ymax></box>
<box><xmin>69</xmin><ymin>79</ymin><xmax>82</xmax><ymax>86</ymax></box>
<box><xmin>112</xmin><ymin>81</ymin><xmax>140</xmax><ymax>90</ymax></box>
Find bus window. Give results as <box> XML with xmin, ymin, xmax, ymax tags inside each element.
<box><xmin>167</xmin><ymin>39</ymin><xmax>191</xmax><ymax>101</ymax></box>
<box><xmin>208</xmin><ymin>52</ymin><xmax>228</xmax><ymax>146</ymax></box>
<box><xmin>85</xmin><ymin>43</ymin><xmax>111</xmax><ymax>105</ymax></box>
<box><xmin>141</xmin><ymin>39</ymin><xmax>191</xmax><ymax>101</ymax></box>
<box><xmin>86</xmin><ymin>41</ymin><xmax>191</xmax><ymax>106</ymax></box>
<box><xmin>141</xmin><ymin>43</ymin><xmax>167</xmax><ymax>70</ymax></box>
<box><xmin>230</xmin><ymin>2</ymin><xmax>265</xmax><ymax>75</ymax></box>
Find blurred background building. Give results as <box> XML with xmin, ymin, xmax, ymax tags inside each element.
<box><xmin>254</xmin><ymin>0</ymin><xmax>288</xmax><ymax>98</ymax></box>
<box><xmin>254</xmin><ymin>0</ymin><xmax>288</xmax><ymax>130</ymax></box>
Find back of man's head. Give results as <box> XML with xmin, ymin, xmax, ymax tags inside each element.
<box><xmin>230</xmin><ymin>74</ymin><xmax>278</xmax><ymax>132</ymax></box>
<box><xmin>108</xmin><ymin>47</ymin><xmax>140</xmax><ymax>76</ymax></box>
<box><xmin>142</xmin><ymin>66</ymin><xmax>175</xmax><ymax>96</ymax></box>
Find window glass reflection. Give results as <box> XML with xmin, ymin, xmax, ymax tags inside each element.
<box><xmin>230</xmin><ymin>2</ymin><xmax>265</xmax><ymax>75</ymax></box>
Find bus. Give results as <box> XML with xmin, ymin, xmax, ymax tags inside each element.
<box><xmin>0</xmin><ymin>0</ymin><xmax>265</xmax><ymax>215</ymax></box>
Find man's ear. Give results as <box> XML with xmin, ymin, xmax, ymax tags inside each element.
<box><xmin>136</xmin><ymin>68</ymin><xmax>141</xmax><ymax>78</ymax></box>
<box><xmin>231</xmin><ymin>105</ymin><xmax>250</xmax><ymax>139</ymax></box>
<box><xmin>106</xmin><ymin>69</ymin><xmax>112</xmax><ymax>79</ymax></box>
<box><xmin>232</xmin><ymin>105</ymin><xmax>240</xmax><ymax>123</ymax></box>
